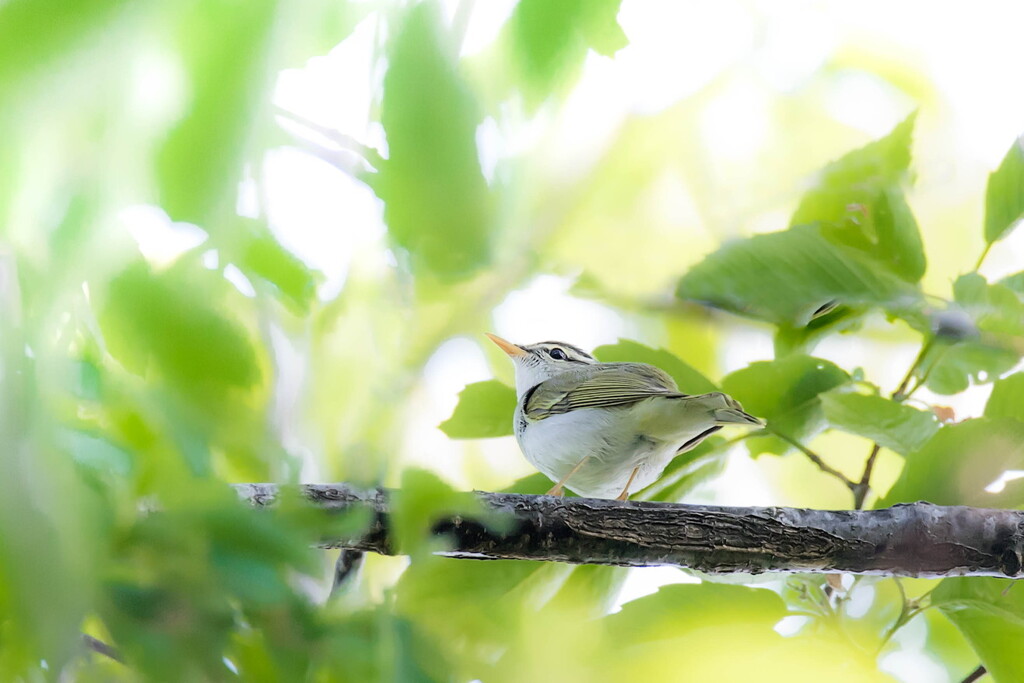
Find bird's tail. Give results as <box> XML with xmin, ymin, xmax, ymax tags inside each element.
<box><xmin>690</xmin><ymin>392</ymin><xmax>763</xmax><ymax>426</ymax></box>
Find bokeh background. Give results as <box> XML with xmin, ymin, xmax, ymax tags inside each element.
<box><xmin>3</xmin><ymin>0</ymin><xmax>1024</xmax><ymax>680</ymax></box>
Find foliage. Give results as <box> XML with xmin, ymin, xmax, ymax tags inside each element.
<box><xmin>2</xmin><ymin>0</ymin><xmax>1024</xmax><ymax>681</ymax></box>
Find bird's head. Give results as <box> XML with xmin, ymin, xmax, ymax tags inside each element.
<box><xmin>486</xmin><ymin>334</ymin><xmax>596</xmax><ymax>396</ymax></box>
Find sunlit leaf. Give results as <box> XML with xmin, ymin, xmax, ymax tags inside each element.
<box><xmin>880</xmin><ymin>418</ymin><xmax>1024</xmax><ymax>507</ymax></box>
<box><xmin>100</xmin><ymin>262</ymin><xmax>261</xmax><ymax>394</ymax></box>
<box><xmin>504</xmin><ymin>0</ymin><xmax>626</xmax><ymax>106</ymax></box>
<box><xmin>440</xmin><ymin>380</ymin><xmax>517</xmax><ymax>439</ymax></box>
<box><xmin>379</xmin><ymin>2</ymin><xmax>493</xmax><ymax>280</ymax></box>
<box><xmin>722</xmin><ymin>355</ymin><xmax>850</xmax><ymax>456</ymax></box>
<box><xmin>984</xmin><ymin>137</ymin><xmax>1024</xmax><ymax>244</ymax></box>
<box><xmin>593</xmin><ymin>339</ymin><xmax>718</xmax><ymax>394</ymax></box>
<box><xmin>792</xmin><ymin>114</ymin><xmax>925</xmax><ymax>282</ymax></box>
<box><xmin>156</xmin><ymin>0</ymin><xmax>279</xmax><ymax>225</ymax></box>
<box><xmin>820</xmin><ymin>390</ymin><xmax>939</xmax><ymax>454</ymax></box>
<box><xmin>676</xmin><ymin>224</ymin><xmax>919</xmax><ymax>326</ymax></box>
<box><xmin>986</xmin><ymin>372</ymin><xmax>1024</xmax><ymax>423</ymax></box>
<box><xmin>933</xmin><ymin>577</ymin><xmax>1024</xmax><ymax>683</ymax></box>
<box><xmin>231</xmin><ymin>217</ymin><xmax>319</xmax><ymax>314</ymax></box>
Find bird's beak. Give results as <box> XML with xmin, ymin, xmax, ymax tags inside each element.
<box><xmin>486</xmin><ymin>333</ymin><xmax>527</xmax><ymax>358</ymax></box>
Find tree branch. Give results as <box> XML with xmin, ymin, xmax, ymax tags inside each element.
<box><xmin>235</xmin><ymin>484</ymin><xmax>1024</xmax><ymax>579</ymax></box>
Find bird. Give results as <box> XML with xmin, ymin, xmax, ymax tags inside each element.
<box><xmin>487</xmin><ymin>334</ymin><xmax>762</xmax><ymax>501</ymax></box>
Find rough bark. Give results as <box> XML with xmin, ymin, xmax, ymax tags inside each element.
<box><xmin>234</xmin><ymin>484</ymin><xmax>1024</xmax><ymax>578</ymax></box>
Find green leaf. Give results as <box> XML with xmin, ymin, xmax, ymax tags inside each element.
<box><xmin>157</xmin><ymin>0</ymin><xmax>279</xmax><ymax>225</ymax></box>
<box><xmin>606</xmin><ymin>583</ymin><xmax>787</xmax><ymax>644</ymax></box>
<box><xmin>1000</xmin><ymin>270</ymin><xmax>1024</xmax><ymax>299</ymax></box>
<box><xmin>231</xmin><ymin>218</ymin><xmax>319</xmax><ymax>314</ymax></box>
<box><xmin>100</xmin><ymin>262</ymin><xmax>261</xmax><ymax>395</ymax></box>
<box><xmin>641</xmin><ymin>436</ymin><xmax>727</xmax><ymax>502</ymax></box>
<box><xmin>880</xmin><ymin>418</ymin><xmax>1024</xmax><ymax>507</ymax></box>
<box><xmin>924</xmin><ymin>274</ymin><xmax>1024</xmax><ymax>395</ymax></box>
<box><xmin>932</xmin><ymin>577</ymin><xmax>1024</xmax><ymax>683</ymax></box>
<box><xmin>722</xmin><ymin>355</ymin><xmax>850</xmax><ymax>456</ymax></box>
<box><xmin>984</xmin><ymin>137</ymin><xmax>1024</xmax><ymax>244</ymax></box>
<box><xmin>439</xmin><ymin>380</ymin><xmax>517</xmax><ymax>439</ymax></box>
<box><xmin>676</xmin><ymin>224</ymin><xmax>918</xmax><ymax>326</ymax></box>
<box><xmin>791</xmin><ymin>114</ymin><xmax>926</xmax><ymax>283</ymax></box>
<box><xmin>792</xmin><ymin>113</ymin><xmax>915</xmax><ymax>226</ymax></box>
<box><xmin>379</xmin><ymin>3</ymin><xmax>494</xmax><ymax>281</ymax></box>
<box><xmin>504</xmin><ymin>0</ymin><xmax>626</xmax><ymax>106</ymax></box>
<box><xmin>986</xmin><ymin>373</ymin><xmax>1024</xmax><ymax>422</ymax></box>
<box><xmin>820</xmin><ymin>390</ymin><xmax>939</xmax><ymax>454</ymax></box>
<box><xmin>592</xmin><ymin>339</ymin><xmax>718</xmax><ymax>394</ymax></box>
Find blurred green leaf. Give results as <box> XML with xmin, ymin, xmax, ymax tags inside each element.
<box><xmin>379</xmin><ymin>2</ymin><xmax>493</xmax><ymax>281</ymax></box>
<box><xmin>820</xmin><ymin>390</ymin><xmax>939</xmax><ymax>454</ymax></box>
<box><xmin>593</xmin><ymin>339</ymin><xmax>718</xmax><ymax>394</ymax></box>
<box><xmin>722</xmin><ymin>355</ymin><xmax>850</xmax><ymax>456</ymax></box>
<box><xmin>641</xmin><ymin>436</ymin><xmax>727</xmax><ymax>502</ymax></box>
<box><xmin>984</xmin><ymin>137</ymin><xmax>1024</xmax><ymax>244</ymax></box>
<box><xmin>880</xmin><ymin>418</ymin><xmax>1024</xmax><ymax>507</ymax></box>
<box><xmin>157</xmin><ymin>0</ymin><xmax>278</xmax><ymax>225</ymax></box>
<box><xmin>440</xmin><ymin>380</ymin><xmax>517</xmax><ymax>439</ymax></box>
<box><xmin>1000</xmin><ymin>270</ymin><xmax>1024</xmax><ymax>298</ymax></box>
<box><xmin>231</xmin><ymin>217</ymin><xmax>319</xmax><ymax>314</ymax></box>
<box><xmin>606</xmin><ymin>583</ymin><xmax>787</xmax><ymax>643</ymax></box>
<box><xmin>100</xmin><ymin>261</ymin><xmax>261</xmax><ymax>395</ymax></box>
<box><xmin>0</xmin><ymin>0</ymin><xmax>130</xmax><ymax>97</ymax></box>
<box><xmin>924</xmin><ymin>274</ymin><xmax>1024</xmax><ymax>395</ymax></box>
<box><xmin>505</xmin><ymin>0</ymin><xmax>626</xmax><ymax>106</ymax></box>
<box><xmin>676</xmin><ymin>224</ymin><xmax>918</xmax><ymax>326</ymax></box>
<box><xmin>986</xmin><ymin>372</ymin><xmax>1024</xmax><ymax>422</ymax></box>
<box><xmin>933</xmin><ymin>577</ymin><xmax>1024</xmax><ymax>683</ymax></box>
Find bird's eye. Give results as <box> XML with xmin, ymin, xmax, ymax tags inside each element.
<box><xmin>548</xmin><ymin>348</ymin><xmax>568</xmax><ymax>361</ymax></box>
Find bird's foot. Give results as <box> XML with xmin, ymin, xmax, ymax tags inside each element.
<box><xmin>546</xmin><ymin>485</ymin><xmax>565</xmax><ymax>497</ymax></box>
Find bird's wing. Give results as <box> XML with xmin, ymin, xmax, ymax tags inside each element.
<box><xmin>524</xmin><ymin>363</ymin><xmax>681</xmax><ymax>420</ymax></box>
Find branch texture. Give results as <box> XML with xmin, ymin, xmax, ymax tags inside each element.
<box><xmin>235</xmin><ymin>484</ymin><xmax>1024</xmax><ymax>579</ymax></box>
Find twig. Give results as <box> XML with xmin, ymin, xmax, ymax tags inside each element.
<box><xmin>767</xmin><ymin>429</ymin><xmax>857</xmax><ymax>493</ymax></box>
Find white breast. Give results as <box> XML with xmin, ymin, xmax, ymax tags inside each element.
<box><xmin>515</xmin><ymin>405</ymin><xmax>679</xmax><ymax>499</ymax></box>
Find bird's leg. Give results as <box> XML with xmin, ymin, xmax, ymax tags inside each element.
<box><xmin>546</xmin><ymin>456</ymin><xmax>591</xmax><ymax>496</ymax></box>
<box><xmin>615</xmin><ymin>467</ymin><xmax>641</xmax><ymax>501</ymax></box>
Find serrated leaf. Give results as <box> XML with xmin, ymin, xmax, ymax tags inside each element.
<box><xmin>721</xmin><ymin>355</ymin><xmax>849</xmax><ymax>456</ymax></box>
<box><xmin>440</xmin><ymin>380</ymin><xmax>516</xmax><ymax>439</ymax></box>
<box><xmin>880</xmin><ymin>418</ymin><xmax>1024</xmax><ymax>507</ymax></box>
<box><xmin>592</xmin><ymin>339</ymin><xmax>717</xmax><ymax>394</ymax></box>
<box><xmin>157</xmin><ymin>0</ymin><xmax>279</xmax><ymax>225</ymax></box>
<box><xmin>791</xmin><ymin>114</ymin><xmax>926</xmax><ymax>283</ymax></box>
<box><xmin>986</xmin><ymin>373</ymin><xmax>1024</xmax><ymax>422</ymax></box>
<box><xmin>505</xmin><ymin>0</ymin><xmax>626</xmax><ymax>107</ymax></box>
<box><xmin>820</xmin><ymin>391</ymin><xmax>939</xmax><ymax>454</ymax></box>
<box><xmin>379</xmin><ymin>3</ymin><xmax>493</xmax><ymax>280</ymax></box>
<box><xmin>984</xmin><ymin>137</ymin><xmax>1024</xmax><ymax>244</ymax></box>
<box><xmin>676</xmin><ymin>224</ymin><xmax>918</xmax><ymax>326</ymax></box>
<box><xmin>932</xmin><ymin>577</ymin><xmax>1024</xmax><ymax>683</ymax></box>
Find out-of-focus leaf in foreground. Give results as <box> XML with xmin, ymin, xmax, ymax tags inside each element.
<box><xmin>379</xmin><ymin>2</ymin><xmax>493</xmax><ymax>281</ymax></box>
<box><xmin>593</xmin><ymin>339</ymin><xmax>718</xmax><ymax>394</ymax></box>
<box><xmin>933</xmin><ymin>577</ymin><xmax>1024</xmax><ymax>683</ymax></box>
<box><xmin>820</xmin><ymin>390</ymin><xmax>939</xmax><ymax>455</ymax></box>
<box><xmin>722</xmin><ymin>355</ymin><xmax>849</xmax><ymax>456</ymax></box>
<box><xmin>984</xmin><ymin>137</ymin><xmax>1024</xmax><ymax>245</ymax></box>
<box><xmin>156</xmin><ymin>0</ymin><xmax>279</xmax><ymax>226</ymax></box>
<box><xmin>881</xmin><ymin>418</ymin><xmax>1024</xmax><ymax>507</ymax></box>
<box><xmin>440</xmin><ymin>380</ymin><xmax>517</xmax><ymax>439</ymax></box>
<box><xmin>504</xmin><ymin>0</ymin><xmax>626</xmax><ymax>106</ymax></box>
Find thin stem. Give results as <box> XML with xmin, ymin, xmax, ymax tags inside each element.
<box><xmin>975</xmin><ymin>241</ymin><xmax>993</xmax><ymax>272</ymax></box>
<box><xmin>854</xmin><ymin>335</ymin><xmax>936</xmax><ymax>509</ymax></box>
<box><xmin>770</xmin><ymin>428</ymin><xmax>856</xmax><ymax>492</ymax></box>
<box><xmin>876</xmin><ymin>578</ymin><xmax>910</xmax><ymax>655</ymax></box>
<box><xmin>82</xmin><ymin>634</ymin><xmax>124</xmax><ymax>664</ymax></box>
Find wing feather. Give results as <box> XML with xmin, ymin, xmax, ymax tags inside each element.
<box><xmin>524</xmin><ymin>363</ymin><xmax>682</xmax><ymax>420</ymax></box>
